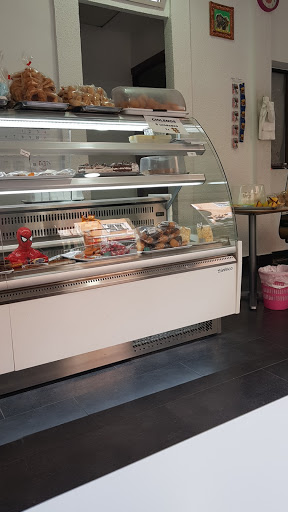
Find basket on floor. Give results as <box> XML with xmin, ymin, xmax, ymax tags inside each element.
<box><xmin>259</xmin><ymin>265</ymin><xmax>288</xmax><ymax>310</ymax></box>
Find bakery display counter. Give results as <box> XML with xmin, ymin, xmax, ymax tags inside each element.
<box><xmin>0</xmin><ymin>111</ymin><xmax>242</xmax><ymax>394</ymax></box>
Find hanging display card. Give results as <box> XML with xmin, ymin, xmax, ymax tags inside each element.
<box><xmin>144</xmin><ymin>115</ymin><xmax>188</xmax><ymax>135</ymax></box>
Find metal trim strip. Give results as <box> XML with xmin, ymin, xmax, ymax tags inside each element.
<box><xmin>0</xmin><ymin>256</ymin><xmax>236</xmax><ymax>305</ymax></box>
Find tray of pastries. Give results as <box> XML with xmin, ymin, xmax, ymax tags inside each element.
<box><xmin>66</xmin><ymin>215</ymin><xmax>138</xmax><ymax>261</ymax></box>
<box><xmin>78</xmin><ymin>162</ymin><xmax>140</xmax><ymax>177</ymax></box>
<box><xmin>137</xmin><ymin>221</ymin><xmax>191</xmax><ymax>253</ymax></box>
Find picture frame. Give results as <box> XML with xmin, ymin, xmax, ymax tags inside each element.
<box><xmin>210</xmin><ymin>2</ymin><xmax>234</xmax><ymax>40</ymax></box>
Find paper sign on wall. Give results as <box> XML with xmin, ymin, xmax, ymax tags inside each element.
<box><xmin>144</xmin><ymin>115</ymin><xmax>188</xmax><ymax>135</ymax></box>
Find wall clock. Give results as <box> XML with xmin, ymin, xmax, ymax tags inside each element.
<box><xmin>257</xmin><ymin>0</ymin><xmax>279</xmax><ymax>12</ymax></box>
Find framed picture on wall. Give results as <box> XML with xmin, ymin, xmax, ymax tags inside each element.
<box><xmin>209</xmin><ymin>2</ymin><xmax>234</xmax><ymax>40</ymax></box>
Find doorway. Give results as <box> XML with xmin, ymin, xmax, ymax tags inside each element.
<box><xmin>79</xmin><ymin>2</ymin><xmax>166</xmax><ymax>97</ymax></box>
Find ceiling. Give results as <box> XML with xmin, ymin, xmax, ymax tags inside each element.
<box><xmin>79</xmin><ymin>4</ymin><xmax>119</xmax><ymax>28</ymax></box>
<box><xmin>79</xmin><ymin>2</ymin><xmax>164</xmax><ymax>32</ymax></box>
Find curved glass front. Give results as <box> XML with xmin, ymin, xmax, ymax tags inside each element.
<box><xmin>0</xmin><ymin>113</ymin><xmax>237</xmax><ymax>285</ymax></box>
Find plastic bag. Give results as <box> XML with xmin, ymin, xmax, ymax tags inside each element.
<box><xmin>259</xmin><ymin>265</ymin><xmax>288</xmax><ymax>288</ymax></box>
<box><xmin>137</xmin><ymin>221</ymin><xmax>191</xmax><ymax>251</ymax></box>
<box><xmin>197</xmin><ymin>223</ymin><xmax>213</xmax><ymax>243</ymax></box>
<box><xmin>0</xmin><ymin>51</ymin><xmax>9</xmax><ymax>98</ymax></box>
<box><xmin>10</xmin><ymin>55</ymin><xmax>59</xmax><ymax>103</ymax></box>
<box><xmin>58</xmin><ymin>84</ymin><xmax>114</xmax><ymax>107</ymax></box>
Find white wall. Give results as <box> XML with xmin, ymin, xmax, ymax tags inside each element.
<box><xmin>272</xmin><ymin>1</ymin><xmax>288</xmax><ymax>64</ymax></box>
<box><xmin>168</xmin><ymin>0</ymin><xmax>287</xmax><ymax>256</ymax></box>
<box><xmin>0</xmin><ymin>0</ymin><xmax>58</xmax><ymax>84</ymax></box>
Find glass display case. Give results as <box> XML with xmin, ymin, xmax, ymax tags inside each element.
<box><xmin>0</xmin><ymin>111</ymin><xmax>242</xmax><ymax>392</ymax></box>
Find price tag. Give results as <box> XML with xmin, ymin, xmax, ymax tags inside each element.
<box><xmin>20</xmin><ymin>149</ymin><xmax>31</xmax><ymax>158</ymax></box>
<box><xmin>187</xmin><ymin>152</ymin><xmax>197</xmax><ymax>156</ymax></box>
<box><xmin>144</xmin><ymin>115</ymin><xmax>188</xmax><ymax>135</ymax></box>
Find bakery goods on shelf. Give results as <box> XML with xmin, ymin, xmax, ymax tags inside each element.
<box><xmin>58</xmin><ymin>85</ymin><xmax>114</xmax><ymax>107</ymax></box>
<box><xmin>197</xmin><ymin>224</ymin><xmax>213</xmax><ymax>243</ymax></box>
<box><xmin>137</xmin><ymin>221</ymin><xmax>191</xmax><ymax>252</ymax></box>
<box><xmin>118</xmin><ymin>95</ymin><xmax>184</xmax><ymax>111</ymax></box>
<box><xmin>10</xmin><ymin>68</ymin><xmax>60</xmax><ymax>103</ymax></box>
<box><xmin>78</xmin><ymin>162</ymin><xmax>139</xmax><ymax>175</ymax></box>
<box><xmin>75</xmin><ymin>216</ymin><xmax>137</xmax><ymax>259</ymax></box>
<box><xmin>112</xmin><ymin>87</ymin><xmax>186</xmax><ymax>112</ymax></box>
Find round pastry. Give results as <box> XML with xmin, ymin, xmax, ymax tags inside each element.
<box><xmin>137</xmin><ymin>240</ymin><xmax>145</xmax><ymax>252</ymax></box>
<box><xmin>155</xmin><ymin>242</ymin><xmax>165</xmax><ymax>250</ymax></box>
<box><xmin>170</xmin><ymin>229</ymin><xmax>180</xmax><ymax>238</ymax></box>
<box><xmin>158</xmin><ymin>235</ymin><xmax>169</xmax><ymax>243</ymax></box>
<box><xmin>170</xmin><ymin>238</ymin><xmax>180</xmax><ymax>248</ymax></box>
<box><xmin>139</xmin><ymin>231</ymin><xmax>148</xmax><ymax>240</ymax></box>
<box><xmin>84</xmin><ymin>247</ymin><xmax>94</xmax><ymax>256</ymax></box>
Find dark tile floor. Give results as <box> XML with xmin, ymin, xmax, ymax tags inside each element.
<box><xmin>1</xmin><ymin>300</ymin><xmax>288</xmax><ymax>511</ymax></box>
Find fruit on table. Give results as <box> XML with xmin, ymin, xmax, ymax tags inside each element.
<box><xmin>254</xmin><ymin>196</ymin><xmax>281</xmax><ymax>208</ymax></box>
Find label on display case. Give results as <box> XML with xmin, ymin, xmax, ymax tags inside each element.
<box><xmin>144</xmin><ymin>115</ymin><xmax>188</xmax><ymax>135</ymax></box>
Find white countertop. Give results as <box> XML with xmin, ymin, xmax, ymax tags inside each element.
<box><xmin>27</xmin><ymin>396</ymin><xmax>288</xmax><ymax>511</ymax></box>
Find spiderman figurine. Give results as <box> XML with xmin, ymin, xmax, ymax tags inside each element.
<box><xmin>5</xmin><ymin>227</ymin><xmax>48</xmax><ymax>268</ymax></box>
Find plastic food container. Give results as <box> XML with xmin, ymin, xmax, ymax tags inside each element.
<box><xmin>112</xmin><ymin>87</ymin><xmax>186</xmax><ymax>112</ymax></box>
<box><xmin>0</xmin><ymin>96</ymin><xmax>7</xmax><ymax>107</ymax></box>
<box><xmin>140</xmin><ymin>156</ymin><xmax>183</xmax><ymax>175</ymax></box>
<box><xmin>232</xmin><ymin>184</ymin><xmax>266</xmax><ymax>206</ymax></box>
<box><xmin>74</xmin><ymin>216</ymin><xmax>137</xmax><ymax>260</ymax></box>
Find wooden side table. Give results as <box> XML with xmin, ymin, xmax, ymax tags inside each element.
<box><xmin>234</xmin><ymin>207</ymin><xmax>288</xmax><ymax>310</ymax></box>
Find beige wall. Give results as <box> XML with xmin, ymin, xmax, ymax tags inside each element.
<box><xmin>0</xmin><ymin>0</ymin><xmax>58</xmax><ymax>83</ymax></box>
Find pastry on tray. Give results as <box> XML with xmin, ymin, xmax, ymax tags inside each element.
<box><xmin>58</xmin><ymin>85</ymin><xmax>114</xmax><ymax>107</ymax></box>
<box><xmin>137</xmin><ymin>221</ymin><xmax>191</xmax><ymax>252</ymax></box>
<box><xmin>75</xmin><ymin>216</ymin><xmax>137</xmax><ymax>259</ymax></box>
<box><xmin>78</xmin><ymin>162</ymin><xmax>139</xmax><ymax>175</ymax></box>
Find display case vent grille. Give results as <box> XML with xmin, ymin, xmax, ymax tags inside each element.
<box><xmin>132</xmin><ymin>320</ymin><xmax>219</xmax><ymax>353</ymax></box>
<box><xmin>0</xmin><ymin>202</ymin><xmax>166</xmax><ymax>242</ymax></box>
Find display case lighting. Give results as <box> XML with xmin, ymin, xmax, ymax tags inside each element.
<box><xmin>207</xmin><ymin>181</ymin><xmax>227</xmax><ymax>185</ymax></box>
<box><xmin>0</xmin><ymin>181</ymin><xmax>205</xmax><ymax>195</ymax></box>
<box><xmin>0</xmin><ymin>113</ymin><xmax>200</xmax><ymax>133</ymax></box>
<box><xmin>0</xmin><ymin>119</ymin><xmax>149</xmax><ymax>132</ymax></box>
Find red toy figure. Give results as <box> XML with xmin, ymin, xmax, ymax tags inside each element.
<box><xmin>5</xmin><ymin>227</ymin><xmax>48</xmax><ymax>268</ymax></box>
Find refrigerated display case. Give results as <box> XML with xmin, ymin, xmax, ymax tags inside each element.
<box><xmin>0</xmin><ymin>111</ymin><xmax>242</xmax><ymax>394</ymax></box>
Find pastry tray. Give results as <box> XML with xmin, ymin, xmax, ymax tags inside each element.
<box><xmin>14</xmin><ymin>101</ymin><xmax>69</xmax><ymax>111</ymax></box>
<box><xmin>73</xmin><ymin>105</ymin><xmax>122</xmax><ymax>114</ymax></box>
<box><xmin>141</xmin><ymin>244</ymin><xmax>192</xmax><ymax>255</ymax></box>
<box><xmin>62</xmin><ymin>248</ymin><xmax>138</xmax><ymax>262</ymax></box>
<box><xmin>121</xmin><ymin>108</ymin><xmax>189</xmax><ymax>118</ymax></box>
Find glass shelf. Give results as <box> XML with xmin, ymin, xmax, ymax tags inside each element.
<box><xmin>0</xmin><ymin>141</ymin><xmax>206</xmax><ymax>156</ymax></box>
<box><xmin>0</xmin><ymin>110</ymin><xmax>200</xmax><ymax>132</ymax></box>
<box><xmin>0</xmin><ymin>174</ymin><xmax>206</xmax><ymax>194</ymax></box>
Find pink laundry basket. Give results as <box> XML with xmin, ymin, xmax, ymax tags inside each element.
<box><xmin>259</xmin><ymin>265</ymin><xmax>288</xmax><ymax>310</ymax></box>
